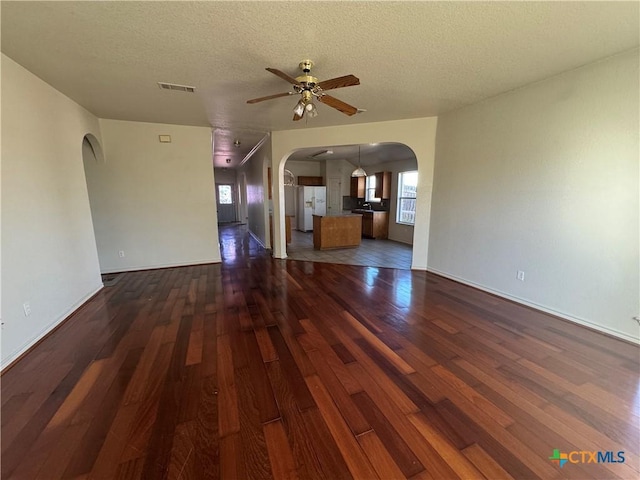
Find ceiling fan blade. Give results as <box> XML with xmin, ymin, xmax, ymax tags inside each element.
<box><xmin>317</xmin><ymin>74</ymin><xmax>360</xmax><ymax>91</ymax></box>
<box><xmin>318</xmin><ymin>94</ymin><xmax>358</xmax><ymax>116</ymax></box>
<box><xmin>246</xmin><ymin>92</ymin><xmax>292</xmax><ymax>104</ymax></box>
<box><xmin>293</xmin><ymin>112</ymin><xmax>303</xmax><ymax>121</ymax></box>
<box><xmin>266</xmin><ymin>68</ymin><xmax>302</xmax><ymax>86</ymax></box>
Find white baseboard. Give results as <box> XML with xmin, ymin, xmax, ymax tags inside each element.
<box><xmin>427</xmin><ymin>268</ymin><xmax>640</xmax><ymax>345</ymax></box>
<box><xmin>101</xmin><ymin>258</ymin><xmax>221</xmax><ymax>275</ymax></box>
<box><xmin>1</xmin><ymin>284</ymin><xmax>103</xmax><ymax>371</ymax></box>
<box><xmin>249</xmin><ymin>231</ymin><xmax>268</xmax><ymax>250</ymax></box>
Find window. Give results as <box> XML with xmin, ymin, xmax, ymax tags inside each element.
<box><xmin>218</xmin><ymin>185</ymin><xmax>233</xmax><ymax>204</ymax></box>
<box><xmin>365</xmin><ymin>175</ymin><xmax>380</xmax><ymax>202</ymax></box>
<box><xmin>396</xmin><ymin>171</ymin><xmax>417</xmax><ymax>225</ymax></box>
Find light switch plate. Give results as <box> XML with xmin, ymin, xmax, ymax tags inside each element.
<box><xmin>159</xmin><ymin>135</ymin><xmax>171</xmax><ymax>143</ymax></box>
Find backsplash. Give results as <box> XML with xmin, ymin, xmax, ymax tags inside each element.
<box><xmin>342</xmin><ymin>196</ymin><xmax>389</xmax><ymax>212</ymax></box>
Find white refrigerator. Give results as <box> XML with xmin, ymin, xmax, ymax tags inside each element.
<box><xmin>297</xmin><ymin>186</ymin><xmax>326</xmax><ymax>232</ymax></box>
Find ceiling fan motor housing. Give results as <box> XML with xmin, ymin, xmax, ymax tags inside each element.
<box><xmin>299</xmin><ymin>59</ymin><xmax>314</xmax><ymax>72</ymax></box>
<box><xmin>301</xmin><ymin>90</ymin><xmax>313</xmax><ymax>104</ymax></box>
<box><xmin>296</xmin><ymin>59</ymin><xmax>318</xmax><ymax>91</ymax></box>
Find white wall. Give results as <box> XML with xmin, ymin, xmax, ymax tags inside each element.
<box><xmin>284</xmin><ymin>160</ymin><xmax>322</xmax><ymax>180</ymax></box>
<box><xmin>271</xmin><ymin>118</ymin><xmax>438</xmax><ymax>269</ymax></box>
<box><xmin>239</xmin><ymin>137</ymin><xmax>271</xmax><ymax>248</ymax></box>
<box><xmin>325</xmin><ymin>158</ymin><xmax>357</xmax><ymax>199</ymax></box>
<box><xmin>1</xmin><ymin>54</ymin><xmax>103</xmax><ymax>368</ymax></box>
<box><xmin>430</xmin><ymin>50</ymin><xmax>639</xmax><ymax>342</ymax></box>
<box><xmin>87</xmin><ymin>119</ymin><xmax>220</xmax><ymax>272</ymax></box>
<box><xmin>213</xmin><ymin>168</ymin><xmax>237</xmax><ymax>184</ymax></box>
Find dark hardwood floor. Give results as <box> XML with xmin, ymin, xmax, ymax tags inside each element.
<box><xmin>2</xmin><ymin>224</ymin><xmax>638</xmax><ymax>479</ymax></box>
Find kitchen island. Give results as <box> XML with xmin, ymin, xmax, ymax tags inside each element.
<box><xmin>312</xmin><ymin>214</ymin><xmax>362</xmax><ymax>250</ymax></box>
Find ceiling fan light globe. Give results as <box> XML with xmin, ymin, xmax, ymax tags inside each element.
<box><xmin>293</xmin><ymin>101</ymin><xmax>305</xmax><ymax>117</ymax></box>
<box><xmin>305</xmin><ymin>102</ymin><xmax>318</xmax><ymax>117</ymax></box>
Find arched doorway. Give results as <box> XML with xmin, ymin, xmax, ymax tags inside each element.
<box><xmin>81</xmin><ymin>133</ymin><xmax>106</xmax><ymax>271</ymax></box>
<box><xmin>282</xmin><ymin>143</ymin><xmax>418</xmax><ymax>269</ymax></box>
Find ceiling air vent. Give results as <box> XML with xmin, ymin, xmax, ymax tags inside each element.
<box><xmin>157</xmin><ymin>82</ymin><xmax>196</xmax><ymax>93</ymax></box>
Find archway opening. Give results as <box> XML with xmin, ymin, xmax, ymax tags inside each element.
<box><xmin>282</xmin><ymin>142</ymin><xmax>417</xmax><ymax>269</ymax></box>
<box><xmin>81</xmin><ymin>134</ymin><xmax>106</xmax><ymax>273</ymax></box>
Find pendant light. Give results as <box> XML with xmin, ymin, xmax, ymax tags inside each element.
<box><xmin>283</xmin><ymin>169</ymin><xmax>295</xmax><ymax>186</ymax></box>
<box><xmin>351</xmin><ymin>145</ymin><xmax>367</xmax><ymax>177</ymax></box>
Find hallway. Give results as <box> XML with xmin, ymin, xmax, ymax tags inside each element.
<box><xmin>1</xmin><ymin>224</ymin><xmax>638</xmax><ymax>479</ymax></box>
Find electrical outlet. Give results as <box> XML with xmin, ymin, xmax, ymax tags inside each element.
<box><xmin>118</xmin><ymin>250</ymin><xmax>125</xmax><ymax>258</ymax></box>
<box><xmin>23</xmin><ymin>302</ymin><xmax>31</xmax><ymax>317</ymax></box>
<box><xmin>516</xmin><ymin>270</ymin><xmax>525</xmax><ymax>282</ymax></box>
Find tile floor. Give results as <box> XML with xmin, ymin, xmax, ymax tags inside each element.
<box><xmin>286</xmin><ymin>228</ymin><xmax>413</xmax><ymax>269</ymax></box>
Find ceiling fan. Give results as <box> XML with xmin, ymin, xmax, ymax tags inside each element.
<box><xmin>247</xmin><ymin>60</ymin><xmax>361</xmax><ymax>121</ymax></box>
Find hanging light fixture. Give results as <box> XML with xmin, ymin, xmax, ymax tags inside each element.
<box><xmin>283</xmin><ymin>169</ymin><xmax>295</xmax><ymax>186</ymax></box>
<box><xmin>305</xmin><ymin>102</ymin><xmax>318</xmax><ymax>118</ymax></box>
<box><xmin>351</xmin><ymin>145</ymin><xmax>367</xmax><ymax>177</ymax></box>
<box><xmin>293</xmin><ymin>100</ymin><xmax>305</xmax><ymax>117</ymax></box>
<box><xmin>293</xmin><ymin>90</ymin><xmax>317</xmax><ymax>120</ymax></box>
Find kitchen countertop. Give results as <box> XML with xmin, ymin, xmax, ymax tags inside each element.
<box><xmin>314</xmin><ymin>213</ymin><xmax>362</xmax><ymax>217</ymax></box>
<box><xmin>351</xmin><ymin>209</ymin><xmax>387</xmax><ymax>214</ymax></box>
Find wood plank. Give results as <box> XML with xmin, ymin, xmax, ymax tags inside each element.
<box><xmin>241</xmin><ymin>330</ymin><xmax>281</xmax><ymax>423</ymax></box>
<box><xmin>268</xmin><ymin>326</ymin><xmax>316</xmax><ymax>412</ymax></box>
<box><xmin>263</xmin><ymin>420</ymin><xmax>299</xmax><ymax>480</ymax></box>
<box><xmin>217</xmin><ymin>334</ymin><xmax>239</xmax><ymax>437</ymax></box>
<box><xmin>408</xmin><ymin>412</ymin><xmax>486</xmax><ymax>479</ymax></box>
<box><xmin>64</xmin><ymin>347</ymin><xmax>144</xmax><ymax>477</ymax></box>
<box><xmin>2</xmin><ymin>228</ymin><xmax>638</xmax><ymax>480</ymax></box>
<box><xmin>462</xmin><ymin>443</ymin><xmax>515</xmax><ymax>480</ymax></box>
<box><xmin>341</xmin><ymin>310</ymin><xmax>415</xmax><ymax>375</ymax></box>
<box><xmin>305</xmin><ymin>375</ymin><xmax>379</xmax><ymax>479</ymax></box>
<box><xmin>254</xmin><ymin>326</ymin><xmax>278</xmax><ymax>362</ymax></box>
<box><xmin>191</xmin><ymin>374</ymin><xmax>219</xmax><ymax>480</ymax></box>
<box><xmin>356</xmin><ymin>430</ymin><xmax>405</xmax><ymax>480</ymax></box>
<box><xmin>346</xmin><ymin>363</ymin><xmax>460</xmax><ymax>480</ymax></box>
<box><xmin>299</xmin><ymin>318</ymin><xmax>363</xmax><ymax>395</ymax></box>
<box><xmin>219</xmin><ymin>433</ymin><xmax>244</xmax><ymax>480</ymax></box>
<box><xmin>351</xmin><ymin>391</ymin><xmax>424</xmax><ymax>478</ymax></box>
<box><xmin>331</xmin><ymin>325</ymin><xmax>419</xmax><ymax>415</ymax></box>
<box><xmin>265</xmin><ymin>360</ymin><xmax>350</xmax><ymax>480</ymax></box>
<box><xmin>305</xmin><ymin>348</ymin><xmax>371</xmax><ymax>435</ymax></box>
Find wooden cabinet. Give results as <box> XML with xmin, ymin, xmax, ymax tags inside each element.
<box><xmin>375</xmin><ymin>171</ymin><xmax>392</xmax><ymax>200</ymax></box>
<box><xmin>356</xmin><ymin>210</ymin><xmax>389</xmax><ymax>239</ymax></box>
<box><xmin>362</xmin><ymin>214</ymin><xmax>373</xmax><ymax>238</ymax></box>
<box><xmin>313</xmin><ymin>215</ymin><xmax>362</xmax><ymax>250</ymax></box>
<box><xmin>285</xmin><ymin>215</ymin><xmax>292</xmax><ymax>244</ymax></box>
<box><xmin>298</xmin><ymin>176</ymin><xmax>324</xmax><ymax>186</ymax></box>
<box><xmin>350</xmin><ymin>176</ymin><xmax>365</xmax><ymax>198</ymax></box>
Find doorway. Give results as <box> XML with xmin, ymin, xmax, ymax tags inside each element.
<box><xmin>327</xmin><ymin>176</ymin><xmax>342</xmax><ymax>216</ymax></box>
<box><xmin>216</xmin><ymin>183</ymin><xmax>237</xmax><ymax>223</ymax></box>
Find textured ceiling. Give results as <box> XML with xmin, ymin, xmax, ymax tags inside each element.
<box><xmin>2</xmin><ymin>1</ymin><xmax>638</xmax><ymax>168</ymax></box>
